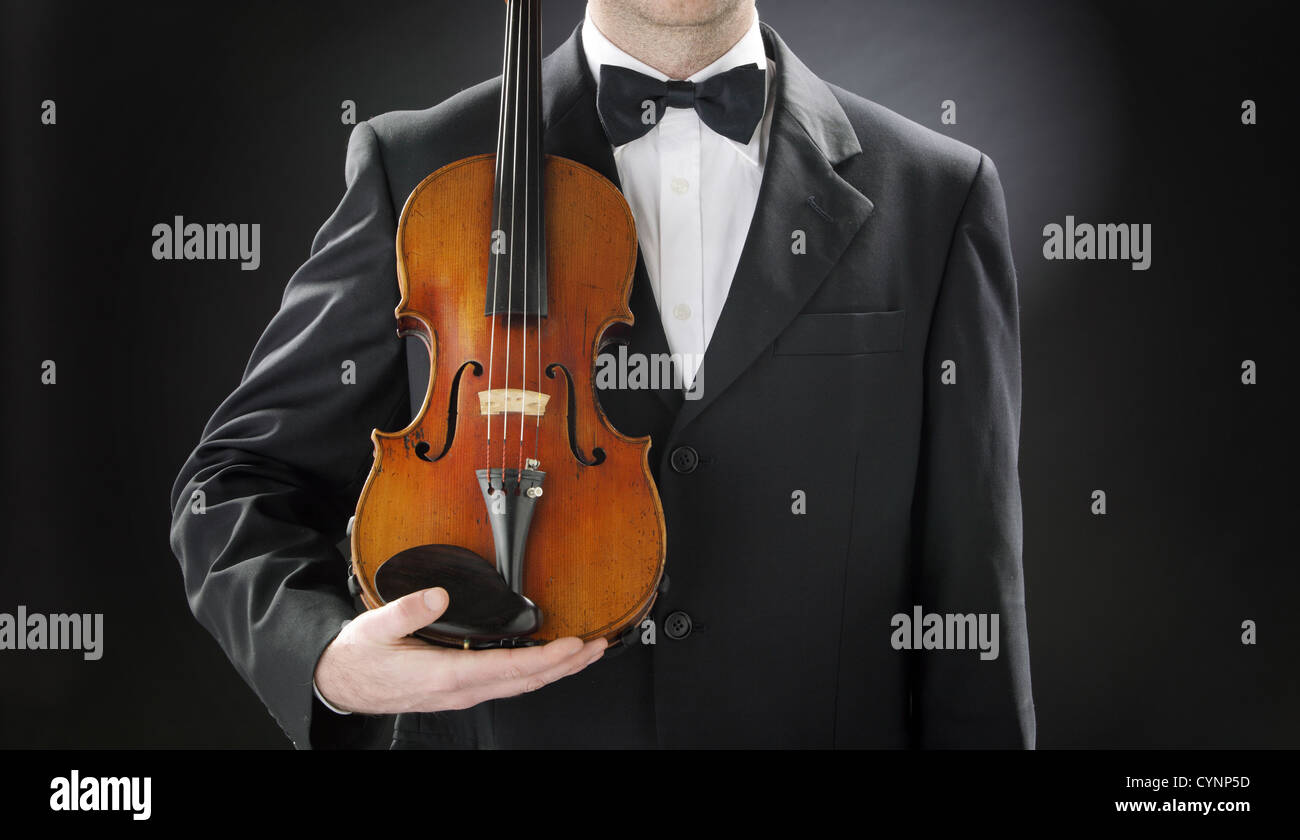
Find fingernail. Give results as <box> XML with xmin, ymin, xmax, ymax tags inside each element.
<box><xmin>423</xmin><ymin>588</ymin><xmax>447</xmax><ymax>611</ymax></box>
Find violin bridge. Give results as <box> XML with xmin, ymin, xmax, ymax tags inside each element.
<box><xmin>478</xmin><ymin>388</ymin><xmax>550</xmax><ymax>417</ymax></box>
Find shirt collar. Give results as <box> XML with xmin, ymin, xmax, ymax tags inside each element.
<box><xmin>581</xmin><ymin>6</ymin><xmax>770</xmax><ymax>162</ymax></box>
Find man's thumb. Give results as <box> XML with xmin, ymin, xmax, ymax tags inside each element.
<box><xmin>367</xmin><ymin>587</ymin><xmax>449</xmax><ymax>640</ymax></box>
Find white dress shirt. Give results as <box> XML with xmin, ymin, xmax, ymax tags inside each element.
<box><xmin>582</xmin><ymin>8</ymin><xmax>775</xmax><ymax>385</ymax></box>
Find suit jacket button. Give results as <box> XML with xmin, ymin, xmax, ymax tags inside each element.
<box><xmin>664</xmin><ymin>610</ymin><xmax>693</xmax><ymax>640</ymax></box>
<box><xmin>669</xmin><ymin>445</ymin><xmax>699</xmax><ymax>474</ymax></box>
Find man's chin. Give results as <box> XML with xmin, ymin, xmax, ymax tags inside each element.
<box><xmin>616</xmin><ymin>0</ymin><xmax>747</xmax><ymax>29</ymax></box>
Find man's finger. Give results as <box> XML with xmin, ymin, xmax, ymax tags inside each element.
<box><xmin>362</xmin><ymin>587</ymin><xmax>449</xmax><ymax>641</ymax></box>
<box><xmin>446</xmin><ymin>636</ymin><xmax>587</xmax><ymax>692</ymax></box>
<box><xmin>547</xmin><ymin>638</ymin><xmax>608</xmax><ymax>682</ymax></box>
<box><xmin>448</xmin><ymin>638</ymin><xmax>607</xmax><ymax>708</ymax></box>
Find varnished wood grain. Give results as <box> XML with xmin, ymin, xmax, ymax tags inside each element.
<box><xmin>350</xmin><ymin>153</ymin><xmax>666</xmax><ymax>644</ymax></box>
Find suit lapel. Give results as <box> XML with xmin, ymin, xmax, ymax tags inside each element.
<box><xmin>541</xmin><ymin>25</ymin><xmax>677</xmax><ymax>411</ymax></box>
<box><xmin>671</xmin><ymin>24</ymin><xmax>876</xmax><ymax>434</ymax></box>
<box><xmin>541</xmin><ymin>25</ymin><xmax>616</xmax><ymax>182</ymax></box>
<box><xmin>539</xmin><ymin>22</ymin><xmax>875</xmax><ymax>430</ymax></box>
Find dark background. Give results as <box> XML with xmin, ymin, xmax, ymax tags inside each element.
<box><xmin>1</xmin><ymin>0</ymin><xmax>1295</xmax><ymax>747</ymax></box>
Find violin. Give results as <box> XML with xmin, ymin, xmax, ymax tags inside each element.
<box><xmin>349</xmin><ymin>0</ymin><xmax>666</xmax><ymax>649</ymax></box>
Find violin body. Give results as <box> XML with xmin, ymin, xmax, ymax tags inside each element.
<box><xmin>350</xmin><ymin>151</ymin><xmax>666</xmax><ymax>646</ymax></box>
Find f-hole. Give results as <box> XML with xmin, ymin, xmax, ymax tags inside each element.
<box><xmin>546</xmin><ymin>362</ymin><xmax>605</xmax><ymax>466</ymax></box>
<box><xmin>416</xmin><ymin>360</ymin><xmax>483</xmax><ymax>462</ymax></box>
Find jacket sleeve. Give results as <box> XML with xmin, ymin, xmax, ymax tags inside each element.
<box><xmin>911</xmin><ymin>153</ymin><xmax>1036</xmax><ymax>748</ymax></box>
<box><xmin>168</xmin><ymin>121</ymin><xmax>409</xmax><ymax>749</ymax></box>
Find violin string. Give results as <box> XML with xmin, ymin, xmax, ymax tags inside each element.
<box><xmin>509</xmin><ymin>0</ymin><xmax>525</xmax><ymax>491</ymax></box>
<box><xmin>501</xmin><ymin>0</ymin><xmax>523</xmax><ymax>493</ymax></box>
<box><xmin>533</xmin><ymin>0</ymin><xmax>543</xmax><ymax>470</ymax></box>
<box><xmin>485</xmin><ymin>0</ymin><xmax>513</xmax><ymax>488</ymax></box>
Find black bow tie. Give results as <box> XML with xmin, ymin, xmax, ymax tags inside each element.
<box><xmin>596</xmin><ymin>63</ymin><xmax>766</xmax><ymax>147</ymax></box>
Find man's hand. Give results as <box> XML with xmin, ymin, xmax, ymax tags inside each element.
<box><xmin>313</xmin><ymin>587</ymin><xmax>607</xmax><ymax>715</ymax></box>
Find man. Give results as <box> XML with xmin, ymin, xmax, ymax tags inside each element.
<box><xmin>170</xmin><ymin>0</ymin><xmax>1035</xmax><ymax>748</ymax></box>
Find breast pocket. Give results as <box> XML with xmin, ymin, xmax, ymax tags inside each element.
<box><xmin>773</xmin><ymin>310</ymin><xmax>906</xmax><ymax>356</ymax></box>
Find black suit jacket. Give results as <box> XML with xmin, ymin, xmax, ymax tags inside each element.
<box><xmin>169</xmin><ymin>22</ymin><xmax>1035</xmax><ymax>748</ymax></box>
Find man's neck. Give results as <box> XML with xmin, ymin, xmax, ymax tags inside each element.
<box><xmin>587</xmin><ymin>3</ymin><xmax>756</xmax><ymax>80</ymax></box>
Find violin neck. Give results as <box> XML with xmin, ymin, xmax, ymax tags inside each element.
<box><xmin>487</xmin><ymin>0</ymin><xmax>547</xmax><ymax>318</ymax></box>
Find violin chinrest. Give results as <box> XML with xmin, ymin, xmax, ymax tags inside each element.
<box><xmin>374</xmin><ymin>544</ymin><xmax>542</xmax><ymax>647</ymax></box>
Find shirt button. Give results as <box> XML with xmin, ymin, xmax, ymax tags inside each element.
<box><xmin>673</xmin><ymin>303</ymin><xmax>691</xmax><ymax>320</ymax></box>
<box><xmin>664</xmin><ymin>610</ymin><xmax>693</xmax><ymax>640</ymax></box>
<box><xmin>670</xmin><ymin>445</ymin><xmax>699</xmax><ymax>474</ymax></box>
<box><xmin>670</xmin><ymin>176</ymin><xmax>689</xmax><ymax>194</ymax></box>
